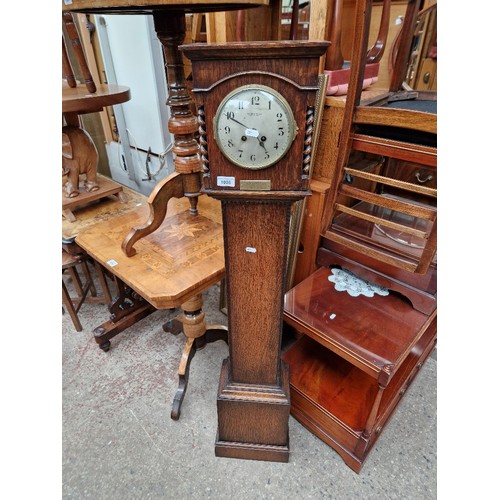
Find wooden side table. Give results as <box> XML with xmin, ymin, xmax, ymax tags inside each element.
<box><xmin>76</xmin><ymin>178</ymin><xmax>227</xmax><ymax>419</ymax></box>
<box><xmin>62</xmin><ymin>77</ymin><xmax>131</xmax><ymax>222</ymax></box>
<box><xmin>282</xmin><ymin>265</ymin><xmax>437</xmax><ymax>472</ymax></box>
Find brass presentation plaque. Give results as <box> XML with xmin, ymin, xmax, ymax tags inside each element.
<box><xmin>240</xmin><ymin>180</ymin><xmax>271</xmax><ymax>191</ymax></box>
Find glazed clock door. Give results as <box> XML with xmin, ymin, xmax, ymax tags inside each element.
<box><xmin>213</xmin><ymin>84</ymin><xmax>298</xmax><ymax>170</ymax></box>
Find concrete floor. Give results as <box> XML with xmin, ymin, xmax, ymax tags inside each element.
<box><xmin>62</xmin><ymin>279</ymin><xmax>437</xmax><ymax>499</ymax></box>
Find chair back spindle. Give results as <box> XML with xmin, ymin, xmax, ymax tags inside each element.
<box><xmin>62</xmin><ymin>12</ymin><xmax>96</xmax><ymax>94</ymax></box>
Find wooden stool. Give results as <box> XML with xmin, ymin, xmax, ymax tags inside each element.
<box><xmin>62</xmin><ymin>249</ymin><xmax>97</xmax><ymax>332</ymax></box>
<box><xmin>63</xmin><ymin>241</ymin><xmax>113</xmax><ymax>305</ymax></box>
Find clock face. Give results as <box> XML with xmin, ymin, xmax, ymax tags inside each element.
<box><xmin>213</xmin><ymin>84</ymin><xmax>298</xmax><ymax>170</ymax></box>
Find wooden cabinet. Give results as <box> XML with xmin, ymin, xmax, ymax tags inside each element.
<box><xmin>405</xmin><ymin>2</ymin><xmax>437</xmax><ymax>91</ymax></box>
<box><xmin>282</xmin><ymin>266</ymin><xmax>437</xmax><ymax>472</ymax></box>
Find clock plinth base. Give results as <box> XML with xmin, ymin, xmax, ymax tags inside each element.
<box><xmin>215</xmin><ymin>437</ymin><xmax>290</xmax><ymax>463</ymax></box>
<box><xmin>214</xmin><ymin>358</ymin><xmax>290</xmax><ymax>463</ymax></box>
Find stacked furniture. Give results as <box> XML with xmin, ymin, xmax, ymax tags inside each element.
<box><xmin>62</xmin><ymin>0</ymin><xmax>272</xmax><ymax>421</ymax></box>
<box><xmin>62</xmin><ymin>11</ymin><xmax>131</xmax><ymax>222</ymax></box>
<box><xmin>282</xmin><ymin>0</ymin><xmax>437</xmax><ymax>472</ymax></box>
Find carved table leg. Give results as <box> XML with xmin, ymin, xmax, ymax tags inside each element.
<box><xmin>93</xmin><ymin>276</ymin><xmax>155</xmax><ymax>351</ymax></box>
<box><xmin>121</xmin><ymin>172</ymin><xmax>184</xmax><ymax>257</ymax></box>
<box><xmin>163</xmin><ymin>294</ymin><xmax>228</xmax><ymax>420</ymax></box>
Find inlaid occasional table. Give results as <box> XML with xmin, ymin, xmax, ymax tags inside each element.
<box><xmin>76</xmin><ymin>176</ymin><xmax>227</xmax><ymax>419</ymax></box>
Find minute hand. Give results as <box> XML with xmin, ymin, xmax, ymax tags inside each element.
<box><xmin>227</xmin><ymin>114</ymin><xmax>256</xmax><ymax>131</ymax></box>
<box><xmin>226</xmin><ymin>114</ymin><xmax>265</xmax><ymax>150</ymax></box>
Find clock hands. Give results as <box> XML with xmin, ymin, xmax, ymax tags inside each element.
<box><xmin>226</xmin><ymin>113</ymin><xmax>269</xmax><ymax>153</ymax></box>
<box><xmin>226</xmin><ymin>113</ymin><xmax>249</xmax><ymax>130</ymax></box>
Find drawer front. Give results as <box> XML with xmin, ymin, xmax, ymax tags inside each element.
<box><xmin>383</xmin><ymin>160</ymin><xmax>436</xmax><ymax>189</ymax></box>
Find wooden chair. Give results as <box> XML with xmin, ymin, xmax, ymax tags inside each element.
<box><xmin>62</xmin><ymin>249</ymin><xmax>97</xmax><ymax>332</ymax></box>
<box><xmin>323</xmin><ymin>0</ymin><xmax>391</xmax><ymax>95</ymax></box>
<box><xmin>62</xmin><ymin>11</ymin><xmax>96</xmax><ymax>94</ymax></box>
<box><xmin>319</xmin><ymin>0</ymin><xmax>437</xmax><ymax>313</ymax></box>
<box><xmin>281</xmin><ymin>0</ymin><xmax>437</xmax><ymax>472</ymax></box>
<box><xmin>62</xmin><ymin>244</ymin><xmax>114</xmax><ymax>332</ymax></box>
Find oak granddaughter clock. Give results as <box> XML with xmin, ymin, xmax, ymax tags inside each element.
<box><xmin>181</xmin><ymin>41</ymin><xmax>329</xmax><ymax>462</ymax></box>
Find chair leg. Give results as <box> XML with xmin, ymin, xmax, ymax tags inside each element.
<box><xmin>67</xmin><ymin>267</ymin><xmax>84</xmax><ymax>297</ymax></box>
<box><xmin>62</xmin><ymin>253</ymin><xmax>96</xmax><ymax>331</ymax></box>
<box><xmin>62</xmin><ymin>280</ymin><xmax>83</xmax><ymax>332</ymax></box>
<box><xmin>92</xmin><ymin>260</ymin><xmax>113</xmax><ymax>304</ymax></box>
<box><xmin>81</xmin><ymin>259</ymin><xmax>97</xmax><ymax>298</ymax></box>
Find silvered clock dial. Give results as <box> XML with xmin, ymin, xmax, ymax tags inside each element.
<box><xmin>213</xmin><ymin>84</ymin><xmax>298</xmax><ymax>170</ymax></box>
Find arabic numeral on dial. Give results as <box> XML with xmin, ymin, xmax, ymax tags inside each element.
<box><xmin>250</xmin><ymin>154</ymin><xmax>256</xmax><ymax>161</ymax></box>
<box><xmin>227</xmin><ymin>139</ymin><xmax>234</xmax><ymax>148</ymax></box>
<box><xmin>224</xmin><ymin>126</ymin><xmax>230</xmax><ymax>134</ymax></box>
<box><xmin>274</xmin><ymin>142</ymin><xmax>279</xmax><ymax>150</ymax></box>
<box><xmin>251</xmin><ymin>96</ymin><xmax>260</xmax><ymax>105</ymax></box>
<box><xmin>278</xmin><ymin>127</ymin><xmax>284</xmax><ymax>136</ymax></box>
<box><xmin>238</xmin><ymin>150</ymin><xmax>243</xmax><ymax>158</ymax></box>
<box><xmin>226</xmin><ymin>112</ymin><xmax>234</xmax><ymax>120</ymax></box>
<box><xmin>265</xmin><ymin>152</ymin><xmax>270</xmax><ymax>159</ymax></box>
<box><xmin>276</xmin><ymin>112</ymin><xmax>283</xmax><ymax>122</ymax></box>
<box><xmin>238</xmin><ymin>101</ymin><xmax>244</xmax><ymax>109</ymax></box>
